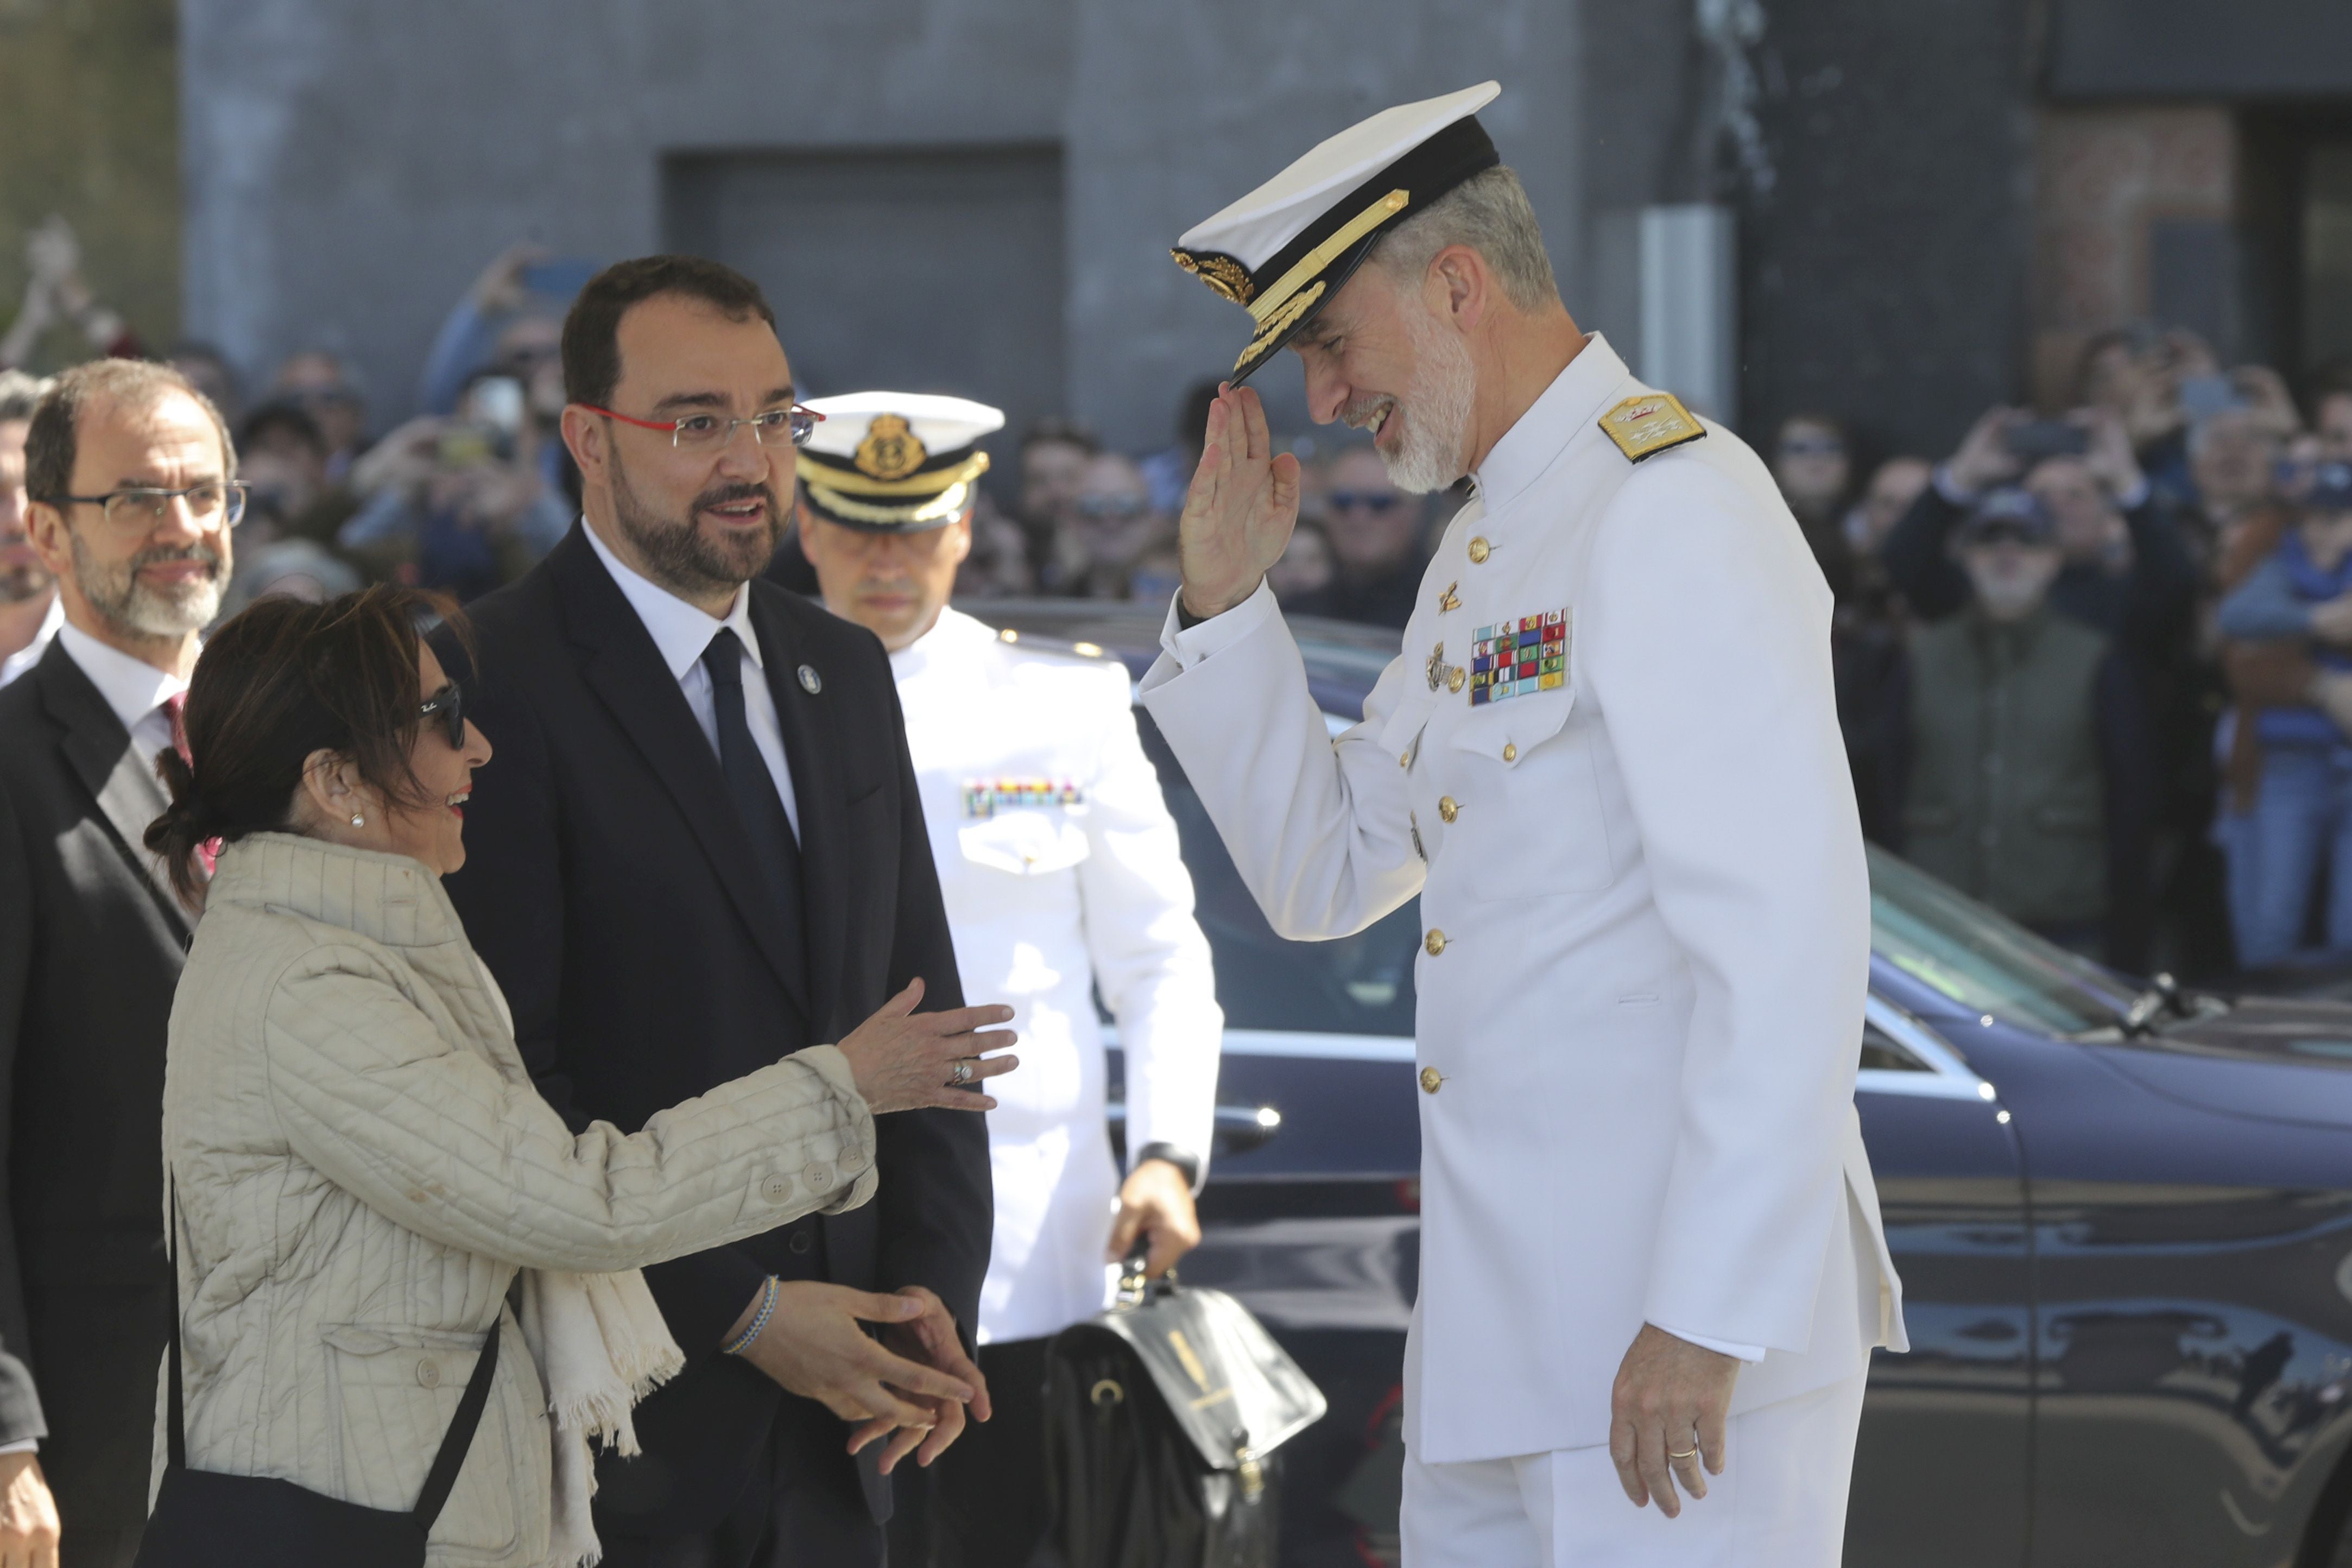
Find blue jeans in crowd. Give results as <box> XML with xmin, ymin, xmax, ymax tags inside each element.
<box><xmin>2228</xmin><ymin>744</ymin><xmax>2352</xmax><ymax>967</ymax></box>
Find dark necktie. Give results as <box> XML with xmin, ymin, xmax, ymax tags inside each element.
<box><xmin>701</xmin><ymin>628</ymin><xmax>807</xmax><ymax>996</ymax></box>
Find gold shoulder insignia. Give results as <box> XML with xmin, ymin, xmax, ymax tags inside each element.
<box><xmin>855</xmin><ymin>414</ymin><xmax>927</xmax><ymax>480</ymax></box>
<box><xmin>1598</xmin><ymin>393</ymin><xmax>1706</xmax><ymax>463</ymax></box>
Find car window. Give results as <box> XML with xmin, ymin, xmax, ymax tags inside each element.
<box><xmin>1867</xmin><ymin>844</ymin><xmax>2134</xmax><ymax>1034</ymax></box>
<box><xmin>1136</xmin><ymin>709</ymin><xmax>1420</xmax><ymax>1036</ymax></box>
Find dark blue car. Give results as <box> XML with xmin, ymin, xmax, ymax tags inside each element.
<box><xmin>976</xmin><ymin>599</ymin><xmax>2352</xmax><ymax>1568</ymax></box>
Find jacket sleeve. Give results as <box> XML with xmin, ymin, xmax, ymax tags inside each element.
<box><xmin>258</xmin><ymin>943</ymin><xmax>877</xmax><ymax>1275</ymax></box>
<box><xmin>871</xmin><ymin>662</ymin><xmax>994</xmax><ymax>1338</ymax></box>
<box><xmin>0</xmin><ymin>787</ymin><xmax>47</xmax><ymax>1447</ymax></box>
<box><xmin>1879</xmin><ymin>481</ymin><xmax>1971</xmax><ymax>621</ymax></box>
<box><xmin>1072</xmin><ymin>665</ymin><xmax>1223</xmax><ymax>1171</ymax></box>
<box><xmin>1580</xmin><ymin>457</ymin><xmax>1872</xmax><ymax>1351</ymax></box>
<box><xmin>2118</xmin><ymin>496</ymin><xmax>2199</xmax><ymax>655</ymax></box>
<box><xmin>1137</xmin><ymin>581</ymin><xmax>1427</xmax><ymax>942</ymax></box>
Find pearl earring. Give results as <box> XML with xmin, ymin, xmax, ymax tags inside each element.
<box><xmin>350</xmin><ymin>813</ymin><xmax>365</xmax><ymax>828</ymax></box>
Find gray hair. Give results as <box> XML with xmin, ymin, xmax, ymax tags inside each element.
<box><xmin>0</xmin><ymin>370</ymin><xmax>51</xmax><ymax>424</ymax></box>
<box><xmin>1369</xmin><ymin>165</ymin><xmax>1559</xmax><ymax>313</ymax></box>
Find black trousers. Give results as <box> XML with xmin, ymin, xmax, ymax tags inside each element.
<box><xmin>599</xmin><ymin>1407</ymin><xmax>881</xmax><ymax>1568</ymax></box>
<box><xmin>887</xmin><ymin>1337</ymin><xmax>1052</xmax><ymax>1568</ymax></box>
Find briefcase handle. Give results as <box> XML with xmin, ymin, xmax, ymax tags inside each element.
<box><xmin>1113</xmin><ymin>1251</ymin><xmax>1177</xmax><ymax>1308</ymax></box>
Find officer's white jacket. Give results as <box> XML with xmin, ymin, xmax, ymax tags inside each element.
<box><xmin>1140</xmin><ymin>335</ymin><xmax>1905</xmax><ymax>1465</ymax></box>
<box><xmin>891</xmin><ymin>608</ymin><xmax>1222</xmax><ymax>1344</ymax></box>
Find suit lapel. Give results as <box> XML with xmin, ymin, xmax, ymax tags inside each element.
<box><xmin>547</xmin><ymin>533</ymin><xmax>809</xmax><ymax>1019</ymax></box>
<box><xmin>751</xmin><ymin>592</ymin><xmax>849</xmax><ymax>1035</ymax></box>
<box><xmin>37</xmin><ymin>646</ymin><xmax>193</xmax><ymax>940</ymax></box>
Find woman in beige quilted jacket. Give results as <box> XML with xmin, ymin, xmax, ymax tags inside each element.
<box><xmin>142</xmin><ymin>588</ymin><xmax>1016</xmax><ymax>1566</ymax></box>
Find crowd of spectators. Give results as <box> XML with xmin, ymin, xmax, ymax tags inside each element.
<box><xmin>28</xmin><ymin>217</ymin><xmax>2352</xmax><ymax>980</ymax></box>
<box><xmin>1782</xmin><ymin>325</ymin><xmax>2352</xmax><ymax>979</ymax></box>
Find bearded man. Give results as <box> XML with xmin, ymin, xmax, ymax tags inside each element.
<box><xmin>439</xmin><ymin>256</ymin><xmax>994</xmax><ymax>1567</ymax></box>
<box><xmin>1140</xmin><ymin>83</ymin><xmax>1905</xmax><ymax>1566</ymax></box>
<box><xmin>0</xmin><ymin>358</ymin><xmax>239</xmax><ymax>1565</ymax></box>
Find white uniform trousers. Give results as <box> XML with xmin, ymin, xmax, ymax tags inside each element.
<box><xmin>1401</xmin><ymin>1369</ymin><xmax>1867</xmax><ymax>1568</ymax></box>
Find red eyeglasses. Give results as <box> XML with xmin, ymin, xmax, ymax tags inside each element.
<box><xmin>579</xmin><ymin>404</ymin><xmax>824</xmax><ymax>450</ymax></box>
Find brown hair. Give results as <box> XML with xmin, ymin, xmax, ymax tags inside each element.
<box><xmin>24</xmin><ymin>358</ymin><xmax>236</xmax><ymax>507</ymax></box>
<box><xmin>561</xmin><ymin>255</ymin><xmax>777</xmax><ymax>413</ymax></box>
<box><xmin>144</xmin><ymin>586</ymin><xmax>469</xmax><ymax>906</ymax></box>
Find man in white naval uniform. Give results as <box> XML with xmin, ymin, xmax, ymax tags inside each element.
<box><xmin>1142</xmin><ymin>83</ymin><xmax>1905</xmax><ymax>1565</ymax></box>
<box><xmin>792</xmin><ymin>392</ymin><xmax>1223</xmax><ymax>1566</ymax></box>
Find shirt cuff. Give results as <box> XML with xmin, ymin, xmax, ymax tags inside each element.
<box><xmin>1654</xmin><ymin>1324</ymin><xmax>1766</xmax><ymax>1363</ymax></box>
<box><xmin>0</xmin><ymin>1439</ymin><xmax>36</xmax><ymax>1455</ymax></box>
<box><xmin>1159</xmin><ymin>579</ymin><xmax>1278</xmax><ymax>671</ymax></box>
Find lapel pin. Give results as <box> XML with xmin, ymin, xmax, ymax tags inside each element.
<box><xmin>798</xmin><ymin>664</ymin><xmax>823</xmax><ymax>694</ymax></box>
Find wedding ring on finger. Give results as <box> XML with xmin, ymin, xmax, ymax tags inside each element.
<box><xmin>1667</xmin><ymin>1436</ymin><xmax>1700</xmax><ymax>1461</ymax></box>
<box><xmin>949</xmin><ymin>1060</ymin><xmax>973</xmax><ymax>1086</ymax></box>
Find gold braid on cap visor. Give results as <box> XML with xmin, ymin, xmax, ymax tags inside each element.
<box><xmin>805</xmin><ymin>478</ymin><xmax>975</xmax><ymax>526</ymax></box>
<box><xmin>795</xmin><ymin>450</ymin><xmax>990</xmax><ymax>496</ymax></box>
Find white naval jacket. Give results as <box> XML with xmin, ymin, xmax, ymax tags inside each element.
<box><xmin>890</xmin><ymin>608</ymin><xmax>1222</xmax><ymax>1344</ymax></box>
<box><xmin>1139</xmin><ymin>335</ymin><xmax>1905</xmax><ymax>1465</ymax></box>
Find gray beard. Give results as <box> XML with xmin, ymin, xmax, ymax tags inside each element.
<box><xmin>1380</xmin><ymin>304</ymin><xmax>1478</xmax><ymax>495</ymax></box>
<box><xmin>69</xmin><ymin>529</ymin><xmax>225</xmax><ymax>640</ymax></box>
<box><xmin>609</xmin><ymin>445</ymin><xmax>783</xmax><ymax>599</ymax></box>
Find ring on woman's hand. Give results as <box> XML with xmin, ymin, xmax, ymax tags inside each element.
<box><xmin>1667</xmin><ymin>1442</ymin><xmax>1699</xmax><ymax>1460</ymax></box>
<box><xmin>949</xmin><ymin>1060</ymin><xmax>972</xmax><ymax>1085</ymax></box>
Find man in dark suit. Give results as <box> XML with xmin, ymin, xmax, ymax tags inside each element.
<box><xmin>441</xmin><ymin>256</ymin><xmax>995</xmax><ymax>1568</ymax></box>
<box><xmin>0</xmin><ymin>358</ymin><xmax>241</xmax><ymax>1567</ymax></box>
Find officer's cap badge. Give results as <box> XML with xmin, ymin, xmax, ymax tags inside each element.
<box><xmin>853</xmin><ymin>414</ymin><xmax>928</xmax><ymax>481</ymax></box>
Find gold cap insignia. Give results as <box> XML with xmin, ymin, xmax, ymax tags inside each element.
<box><xmin>1171</xmin><ymin>249</ymin><xmax>1255</xmax><ymax>306</ymax></box>
<box><xmin>1599</xmin><ymin>392</ymin><xmax>1707</xmax><ymax>463</ymax></box>
<box><xmin>853</xmin><ymin>414</ymin><xmax>928</xmax><ymax>481</ymax></box>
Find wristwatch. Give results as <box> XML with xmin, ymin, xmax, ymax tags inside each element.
<box><xmin>1133</xmin><ymin>1141</ymin><xmax>1204</xmax><ymax>1193</ymax></box>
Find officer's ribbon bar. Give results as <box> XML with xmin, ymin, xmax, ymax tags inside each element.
<box><xmin>1468</xmin><ymin>610</ymin><xmax>1569</xmax><ymax>706</ymax></box>
<box><xmin>963</xmin><ymin>778</ymin><xmax>1086</xmax><ymax>819</ymax></box>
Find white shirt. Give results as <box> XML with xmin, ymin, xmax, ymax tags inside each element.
<box><xmin>54</xmin><ymin>618</ymin><xmax>190</xmax><ymax>768</ymax></box>
<box><xmin>892</xmin><ymin>608</ymin><xmax>1221</xmax><ymax>1343</ymax></box>
<box><xmin>583</xmin><ymin>521</ymin><xmax>799</xmax><ymax>838</ymax></box>
<box><xmin>0</xmin><ymin>592</ymin><xmax>62</xmax><ymax>690</ymax></box>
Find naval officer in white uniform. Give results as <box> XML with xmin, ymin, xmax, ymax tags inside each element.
<box><xmin>793</xmin><ymin>392</ymin><xmax>1223</xmax><ymax>1567</ymax></box>
<box><xmin>1141</xmin><ymin>83</ymin><xmax>1906</xmax><ymax>1566</ymax></box>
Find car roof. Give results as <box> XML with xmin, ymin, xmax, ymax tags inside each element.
<box><xmin>960</xmin><ymin>598</ymin><xmax>1401</xmax><ymax>722</ymax></box>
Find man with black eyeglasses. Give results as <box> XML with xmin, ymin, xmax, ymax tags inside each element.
<box><xmin>1323</xmin><ymin>442</ymin><xmax>1430</xmax><ymax>627</ymax></box>
<box><xmin>0</xmin><ymin>358</ymin><xmax>242</xmax><ymax>1566</ymax></box>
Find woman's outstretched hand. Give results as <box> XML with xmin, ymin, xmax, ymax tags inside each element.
<box><xmin>834</xmin><ymin>978</ymin><xmax>1018</xmax><ymax>1114</ymax></box>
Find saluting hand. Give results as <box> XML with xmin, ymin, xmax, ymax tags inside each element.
<box><xmin>1177</xmin><ymin>383</ymin><xmax>1301</xmax><ymax>620</ymax></box>
<box><xmin>835</xmin><ymin>978</ymin><xmax>1018</xmax><ymax>1115</ymax></box>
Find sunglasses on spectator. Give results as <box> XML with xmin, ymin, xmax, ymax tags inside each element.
<box><xmin>420</xmin><ymin>681</ymin><xmax>467</xmax><ymax>749</ymax></box>
<box><xmin>1329</xmin><ymin>489</ymin><xmax>1402</xmax><ymax>514</ymax></box>
<box><xmin>1078</xmin><ymin>495</ymin><xmax>1152</xmax><ymax>521</ymax></box>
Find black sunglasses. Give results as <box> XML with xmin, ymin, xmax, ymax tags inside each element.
<box><xmin>420</xmin><ymin>681</ymin><xmax>466</xmax><ymax>748</ymax></box>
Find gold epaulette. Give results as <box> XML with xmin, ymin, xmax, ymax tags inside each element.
<box><xmin>1598</xmin><ymin>393</ymin><xmax>1707</xmax><ymax>463</ymax></box>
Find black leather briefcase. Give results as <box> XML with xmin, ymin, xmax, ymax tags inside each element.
<box><xmin>1044</xmin><ymin>1258</ymin><xmax>1328</xmax><ymax>1568</ymax></box>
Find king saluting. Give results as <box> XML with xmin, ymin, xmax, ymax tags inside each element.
<box><xmin>1141</xmin><ymin>81</ymin><xmax>1907</xmax><ymax>1565</ymax></box>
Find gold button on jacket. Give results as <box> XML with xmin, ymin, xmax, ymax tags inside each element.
<box><xmin>1419</xmin><ymin>1066</ymin><xmax>1444</xmax><ymax>1094</ymax></box>
<box><xmin>1424</xmin><ymin>928</ymin><xmax>1448</xmax><ymax>956</ymax></box>
<box><xmin>1467</xmin><ymin>537</ymin><xmax>1492</xmax><ymax>564</ymax></box>
<box><xmin>1438</xmin><ymin>796</ymin><xmax>1459</xmax><ymax>823</ymax></box>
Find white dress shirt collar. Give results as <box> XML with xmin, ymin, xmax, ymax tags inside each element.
<box><xmin>582</xmin><ymin>519</ymin><xmax>766</xmax><ymax>676</ymax></box>
<box><xmin>53</xmin><ymin>619</ymin><xmax>191</xmax><ymax>739</ymax></box>
<box><xmin>1470</xmin><ymin>332</ymin><xmax>1632</xmax><ymax>514</ymax></box>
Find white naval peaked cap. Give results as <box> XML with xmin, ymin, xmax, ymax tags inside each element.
<box><xmin>1172</xmin><ymin>81</ymin><xmax>1503</xmax><ymax>382</ymax></box>
<box><xmin>795</xmin><ymin>391</ymin><xmax>1005</xmax><ymax>534</ymax></box>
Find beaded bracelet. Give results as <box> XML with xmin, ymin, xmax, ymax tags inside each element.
<box><xmin>722</xmin><ymin>1275</ymin><xmax>781</xmax><ymax>1356</ymax></box>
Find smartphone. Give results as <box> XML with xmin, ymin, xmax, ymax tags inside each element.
<box><xmin>435</xmin><ymin>426</ymin><xmax>496</xmax><ymax>469</ymax></box>
<box><xmin>2179</xmin><ymin>373</ymin><xmax>2241</xmax><ymax>422</ymax></box>
<box><xmin>466</xmin><ymin>376</ymin><xmax>527</xmax><ymax>438</ymax></box>
<box><xmin>2003</xmin><ymin>420</ymin><xmax>2089</xmax><ymax>460</ymax></box>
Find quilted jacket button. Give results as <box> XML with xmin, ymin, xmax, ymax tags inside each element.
<box><xmin>761</xmin><ymin>1173</ymin><xmax>792</xmax><ymax>1203</ymax></box>
<box><xmin>415</xmin><ymin>1356</ymin><xmax>441</xmax><ymax>1389</ymax></box>
<box><xmin>806</xmin><ymin>1164</ymin><xmax>833</xmax><ymax>1192</ymax></box>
